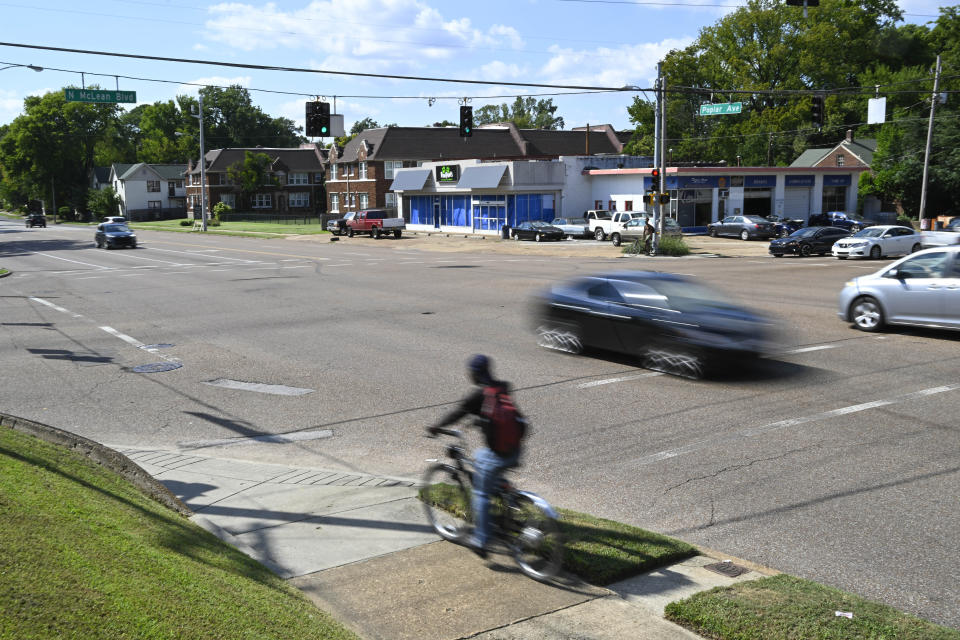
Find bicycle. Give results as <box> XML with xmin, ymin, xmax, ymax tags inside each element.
<box><xmin>420</xmin><ymin>427</ymin><xmax>564</xmax><ymax>582</ymax></box>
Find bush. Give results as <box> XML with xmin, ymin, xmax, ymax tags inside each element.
<box><xmin>208</xmin><ymin>217</ymin><xmax>221</xmax><ymax>227</ymax></box>
<box><xmin>897</xmin><ymin>214</ymin><xmax>915</xmax><ymax>228</ymax></box>
<box><xmin>179</xmin><ymin>219</ymin><xmax>194</xmax><ymax>227</ymax></box>
<box><xmin>621</xmin><ymin>234</ymin><xmax>690</xmax><ymax>256</ymax></box>
<box><xmin>212</xmin><ymin>202</ymin><xmax>233</xmax><ymax>217</ymax></box>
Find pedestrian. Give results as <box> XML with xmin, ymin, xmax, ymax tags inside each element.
<box><xmin>642</xmin><ymin>216</ymin><xmax>656</xmax><ymax>253</ymax></box>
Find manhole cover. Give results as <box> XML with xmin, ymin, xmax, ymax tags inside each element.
<box><xmin>141</xmin><ymin>343</ymin><xmax>174</xmax><ymax>350</ymax></box>
<box><xmin>132</xmin><ymin>362</ymin><xmax>182</xmax><ymax>373</ymax></box>
<box><xmin>703</xmin><ymin>561</ymin><xmax>750</xmax><ymax>578</ymax></box>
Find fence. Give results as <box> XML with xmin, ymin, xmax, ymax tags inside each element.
<box><xmin>127</xmin><ymin>208</ymin><xmax>186</xmax><ymax>222</ymax></box>
<box><xmin>215</xmin><ymin>212</ymin><xmax>322</xmax><ymax>225</ymax></box>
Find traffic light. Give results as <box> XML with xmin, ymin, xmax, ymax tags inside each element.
<box><xmin>811</xmin><ymin>95</ymin><xmax>824</xmax><ymax>128</ymax></box>
<box><xmin>651</xmin><ymin>167</ymin><xmax>660</xmax><ymax>183</ymax></box>
<box><xmin>659</xmin><ymin>192</ymin><xmax>671</xmax><ymax>205</ymax></box>
<box><xmin>306</xmin><ymin>101</ymin><xmax>330</xmax><ymax>137</ymax></box>
<box><xmin>645</xmin><ymin>191</ymin><xmax>657</xmax><ymax>206</ymax></box>
<box><xmin>459</xmin><ymin>106</ymin><xmax>473</xmax><ymax>137</ymax></box>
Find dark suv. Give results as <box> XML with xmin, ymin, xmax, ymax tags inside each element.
<box><xmin>25</xmin><ymin>212</ymin><xmax>47</xmax><ymax>228</ymax></box>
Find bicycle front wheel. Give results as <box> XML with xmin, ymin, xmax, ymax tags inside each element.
<box><xmin>509</xmin><ymin>494</ymin><xmax>564</xmax><ymax>581</ymax></box>
<box><xmin>420</xmin><ymin>463</ymin><xmax>472</xmax><ymax>543</ymax></box>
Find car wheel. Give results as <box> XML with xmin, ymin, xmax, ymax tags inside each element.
<box><xmin>709</xmin><ymin>227</ymin><xmax>718</xmax><ymax>237</ymax></box>
<box><xmin>535</xmin><ymin>233</ymin><xmax>542</xmax><ymax>242</ymax></box>
<box><xmin>911</xmin><ymin>243</ymin><xmax>921</xmax><ymax>253</ymax></box>
<box><xmin>536</xmin><ymin>324</ymin><xmax>583</xmax><ymax>354</ymax></box>
<box><xmin>772</xmin><ymin>254</ymin><xmax>782</xmax><ymax>258</ymax></box>
<box><xmin>394</xmin><ymin>230</ymin><xmax>402</xmax><ymax>239</ymax></box>
<box><xmin>799</xmin><ymin>243</ymin><xmax>812</xmax><ymax>257</ymax></box>
<box><xmin>95</xmin><ymin>240</ymin><xmax>101</xmax><ymax>248</ymax></box>
<box><xmin>642</xmin><ymin>343</ymin><xmax>705</xmax><ymax>380</ymax></box>
<box><xmin>594</xmin><ymin>228</ymin><xmax>606</xmax><ymax>241</ymax></box>
<box><xmin>372</xmin><ymin>226</ymin><xmax>381</xmax><ymax>239</ymax></box>
<box><xmin>512</xmin><ymin>231</ymin><xmax>519</xmax><ymax>240</ymax></box>
<box><xmin>850</xmin><ymin>296</ymin><xmax>884</xmax><ymax>332</ymax></box>
<box><xmin>740</xmin><ymin>230</ymin><xmax>749</xmax><ymax>241</ymax></box>
<box><xmin>870</xmin><ymin>245</ymin><xmax>881</xmax><ymax>259</ymax></box>
<box><xmin>347</xmin><ymin>227</ymin><xmax>354</xmax><ymax>238</ymax></box>
<box><xmin>611</xmin><ymin>233</ymin><xmax>621</xmax><ymax>247</ymax></box>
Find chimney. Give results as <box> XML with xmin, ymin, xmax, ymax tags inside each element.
<box><xmin>846</xmin><ymin>129</ymin><xmax>853</xmax><ymax>143</ymax></box>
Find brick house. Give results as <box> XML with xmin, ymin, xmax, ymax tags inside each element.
<box><xmin>326</xmin><ymin>123</ymin><xmax>629</xmax><ymax>215</ymax></box>
<box><xmin>185</xmin><ymin>145</ymin><xmax>328</xmax><ymax>217</ymax></box>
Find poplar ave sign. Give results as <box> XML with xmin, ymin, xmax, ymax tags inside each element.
<box><xmin>699</xmin><ymin>102</ymin><xmax>743</xmax><ymax>116</ymax></box>
<box><xmin>64</xmin><ymin>89</ymin><xmax>137</xmax><ymax>103</ymax></box>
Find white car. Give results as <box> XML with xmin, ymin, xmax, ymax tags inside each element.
<box><xmin>831</xmin><ymin>225</ymin><xmax>922</xmax><ymax>260</ymax></box>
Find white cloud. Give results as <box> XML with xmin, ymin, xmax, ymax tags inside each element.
<box><xmin>477</xmin><ymin>61</ymin><xmax>525</xmax><ymax>82</ymax></box>
<box><xmin>176</xmin><ymin>76</ymin><xmax>253</xmax><ymax>95</ymax></box>
<box><xmin>539</xmin><ymin>38</ymin><xmax>694</xmax><ymax>89</ymax></box>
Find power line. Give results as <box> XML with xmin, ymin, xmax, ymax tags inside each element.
<box><xmin>0</xmin><ymin>41</ymin><xmax>641</xmax><ymax>92</ymax></box>
<box><xmin>552</xmin><ymin>0</ymin><xmax>941</xmax><ymax>16</ymax></box>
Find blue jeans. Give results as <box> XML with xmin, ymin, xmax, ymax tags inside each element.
<box><xmin>471</xmin><ymin>447</ymin><xmax>519</xmax><ymax>548</ymax></box>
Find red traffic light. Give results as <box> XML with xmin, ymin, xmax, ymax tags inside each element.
<box><xmin>651</xmin><ymin>168</ymin><xmax>660</xmax><ymax>179</ymax></box>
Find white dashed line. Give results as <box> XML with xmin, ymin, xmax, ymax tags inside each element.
<box><xmin>577</xmin><ymin>372</ymin><xmax>664</xmax><ymax>388</ymax></box>
<box><xmin>36</xmin><ymin>253</ymin><xmax>111</xmax><ymax>270</ymax></box>
<box><xmin>785</xmin><ymin>344</ymin><xmax>837</xmax><ymax>354</ymax></box>
<box><xmin>638</xmin><ymin>384</ymin><xmax>960</xmax><ymax>465</ymax></box>
<box><xmin>29</xmin><ymin>297</ymin><xmax>84</xmax><ymax>318</ymax></box>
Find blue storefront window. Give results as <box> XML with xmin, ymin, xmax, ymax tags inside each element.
<box><xmin>409</xmin><ymin>196</ymin><xmax>435</xmax><ymax>225</ymax></box>
<box><xmin>508</xmin><ymin>194</ymin><xmax>554</xmax><ymax>226</ymax></box>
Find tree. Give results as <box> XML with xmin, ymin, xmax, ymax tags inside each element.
<box><xmin>226</xmin><ymin>151</ymin><xmax>278</xmax><ymax>209</ymax></box>
<box><xmin>428</xmin><ymin>120</ymin><xmax>457</xmax><ymax>127</ymax></box>
<box><xmin>473</xmin><ymin>97</ymin><xmax>564</xmax><ymax>129</ymax></box>
<box><xmin>191</xmin><ymin>86</ymin><xmax>304</xmax><ymax>149</ymax></box>
<box><xmin>87</xmin><ymin>186</ymin><xmax>121</xmax><ymax>219</ymax></box>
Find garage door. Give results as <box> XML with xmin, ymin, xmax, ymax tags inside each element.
<box><xmin>784</xmin><ymin>187</ymin><xmax>810</xmax><ymax>219</ymax></box>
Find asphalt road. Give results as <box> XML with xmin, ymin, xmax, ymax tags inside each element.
<box><xmin>2</xmin><ymin>218</ymin><xmax>958</xmax><ymax>629</ymax></box>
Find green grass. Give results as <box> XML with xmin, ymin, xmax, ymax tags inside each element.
<box><xmin>131</xmin><ymin>219</ymin><xmax>330</xmax><ymax>235</ymax></box>
<box><xmin>418</xmin><ymin>483</ymin><xmax>697</xmax><ymax>585</ymax></box>
<box><xmin>0</xmin><ymin>426</ymin><xmax>360</xmax><ymax>640</ymax></box>
<box><xmin>665</xmin><ymin>574</ymin><xmax>960</xmax><ymax>640</ymax></box>
<box><xmin>0</xmin><ymin>267</ymin><xmax>8</xmax><ymax>276</ymax></box>
<box><xmin>622</xmin><ymin>235</ymin><xmax>691</xmax><ymax>256</ymax></box>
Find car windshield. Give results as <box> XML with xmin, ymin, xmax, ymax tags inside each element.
<box><xmin>789</xmin><ymin>228</ymin><xmax>819</xmax><ymax>238</ymax></box>
<box><xmin>745</xmin><ymin>216</ymin><xmax>768</xmax><ymax>223</ymax></box>
<box><xmin>852</xmin><ymin>228</ymin><xmax>884</xmax><ymax>238</ymax></box>
<box><xmin>103</xmin><ymin>224</ymin><xmax>129</xmax><ymax>232</ymax></box>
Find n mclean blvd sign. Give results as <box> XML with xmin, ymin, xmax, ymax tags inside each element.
<box><xmin>699</xmin><ymin>102</ymin><xmax>743</xmax><ymax>116</ymax></box>
<box><xmin>65</xmin><ymin>89</ymin><xmax>137</xmax><ymax>103</ymax></box>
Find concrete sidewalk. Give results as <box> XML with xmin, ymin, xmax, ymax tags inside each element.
<box><xmin>118</xmin><ymin>446</ymin><xmax>768</xmax><ymax>640</ymax></box>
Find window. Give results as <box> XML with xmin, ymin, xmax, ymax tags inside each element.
<box><xmin>359</xmin><ymin>193</ymin><xmax>369</xmax><ymax>209</ymax></box>
<box><xmin>624</xmin><ymin>201</ymin><xmax>633</xmax><ymax>211</ymax></box>
<box><xmin>359</xmin><ymin>162</ymin><xmax>368</xmax><ymax>179</ymax></box>
<box><xmin>608</xmin><ymin>200</ymin><xmax>616</xmax><ymax>211</ymax></box>
<box><xmin>147</xmin><ymin>180</ymin><xmax>160</xmax><ymax>192</ymax></box>
<box><xmin>314</xmin><ymin>173</ymin><xmax>323</xmax><ymax>183</ymax></box>
<box><xmin>288</xmin><ymin>172</ymin><xmax>308</xmax><ymax>185</ymax></box>
<box><xmin>836</xmin><ymin>154</ymin><xmax>845</xmax><ymax>167</ymax></box>
<box><xmin>252</xmin><ymin>193</ymin><xmax>272</xmax><ymax>209</ymax></box>
<box><xmin>147</xmin><ymin>201</ymin><xmax>161</xmax><ymax>209</ymax></box>
<box><xmin>220</xmin><ymin>193</ymin><xmax>235</xmax><ymax>209</ymax></box>
<box><xmin>385</xmin><ymin>192</ymin><xmax>396</xmax><ymax>208</ymax></box>
<box><xmin>349</xmin><ymin>192</ymin><xmax>356</xmax><ymax>208</ymax></box>
<box><xmin>594</xmin><ymin>200</ymin><xmax>603</xmax><ymax>209</ymax></box>
<box><xmin>384</xmin><ymin>161</ymin><xmax>403</xmax><ymax>179</ymax></box>
<box><xmin>330</xmin><ymin>193</ymin><xmax>339</xmax><ymax>212</ymax></box>
<box><xmin>896</xmin><ymin>252</ymin><xmax>948</xmax><ymax>279</ymax></box>
<box><xmin>289</xmin><ymin>192</ymin><xmax>310</xmax><ymax>208</ymax></box>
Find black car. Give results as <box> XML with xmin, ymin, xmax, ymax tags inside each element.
<box><xmin>510</xmin><ymin>221</ymin><xmax>565</xmax><ymax>242</ymax></box>
<box><xmin>707</xmin><ymin>215</ymin><xmax>776</xmax><ymax>240</ymax></box>
<box><xmin>95</xmin><ymin>223</ymin><xmax>137</xmax><ymax>249</ymax></box>
<box><xmin>807</xmin><ymin>211</ymin><xmax>874</xmax><ymax>232</ymax></box>
<box><xmin>326</xmin><ymin>211</ymin><xmax>356</xmax><ymax>235</ymax></box>
<box><xmin>768</xmin><ymin>226</ymin><xmax>849</xmax><ymax>257</ymax></box>
<box><xmin>25</xmin><ymin>212</ymin><xmax>46</xmax><ymax>228</ymax></box>
<box><xmin>766</xmin><ymin>214</ymin><xmax>803</xmax><ymax>237</ymax></box>
<box><xmin>533</xmin><ymin>271</ymin><xmax>775</xmax><ymax>378</ymax></box>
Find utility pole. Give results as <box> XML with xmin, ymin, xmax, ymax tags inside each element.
<box><xmin>651</xmin><ymin>62</ymin><xmax>666</xmax><ymax>255</ymax></box>
<box><xmin>192</xmin><ymin>93</ymin><xmax>208</xmax><ymax>232</ymax></box>
<box><xmin>919</xmin><ymin>54</ymin><xmax>941</xmax><ymax>230</ymax></box>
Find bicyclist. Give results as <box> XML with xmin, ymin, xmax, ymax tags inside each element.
<box><xmin>428</xmin><ymin>354</ymin><xmax>526</xmax><ymax>558</ymax></box>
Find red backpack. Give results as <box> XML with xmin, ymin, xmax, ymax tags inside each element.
<box><xmin>480</xmin><ymin>385</ymin><xmax>526</xmax><ymax>455</ymax></box>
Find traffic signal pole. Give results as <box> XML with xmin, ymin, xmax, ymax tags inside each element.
<box><xmin>651</xmin><ymin>62</ymin><xmax>666</xmax><ymax>255</ymax></box>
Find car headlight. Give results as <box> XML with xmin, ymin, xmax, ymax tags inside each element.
<box><xmin>844</xmin><ymin>280</ymin><xmax>856</xmax><ymax>288</ymax></box>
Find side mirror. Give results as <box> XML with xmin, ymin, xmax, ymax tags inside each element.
<box><xmin>885</xmin><ymin>268</ymin><xmax>904</xmax><ymax>279</ymax></box>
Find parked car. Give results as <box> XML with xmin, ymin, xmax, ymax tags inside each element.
<box><xmin>25</xmin><ymin>212</ymin><xmax>46</xmax><ymax>228</ymax></box>
<box><xmin>838</xmin><ymin>246</ymin><xmax>960</xmax><ymax>332</ymax></box>
<box><xmin>95</xmin><ymin>223</ymin><xmax>137</xmax><ymax>249</ymax></box>
<box><xmin>707</xmin><ymin>215</ymin><xmax>776</xmax><ymax>240</ymax></box>
<box><xmin>510</xmin><ymin>220</ymin><xmax>565</xmax><ymax>242</ymax></box>
<box><xmin>610</xmin><ymin>217</ymin><xmax>681</xmax><ymax>247</ymax></box>
<box><xmin>326</xmin><ymin>211</ymin><xmax>356</xmax><ymax>235</ymax></box>
<box><xmin>550</xmin><ymin>217</ymin><xmax>589</xmax><ymax>238</ymax></box>
<box><xmin>586</xmin><ymin>210</ymin><xmax>639</xmax><ymax>241</ymax></box>
<box><xmin>769</xmin><ymin>226</ymin><xmax>849</xmax><ymax>257</ymax></box>
<box><xmin>808</xmin><ymin>211</ymin><xmax>874</xmax><ymax>232</ymax></box>
<box><xmin>766</xmin><ymin>214</ymin><xmax>804</xmax><ymax>237</ymax></box>
<box><xmin>346</xmin><ymin>209</ymin><xmax>405</xmax><ymax>239</ymax></box>
<box><xmin>920</xmin><ymin>218</ymin><xmax>960</xmax><ymax>249</ymax></box>
<box><xmin>831</xmin><ymin>225</ymin><xmax>922</xmax><ymax>260</ymax></box>
<box><xmin>532</xmin><ymin>270</ymin><xmax>776</xmax><ymax>378</ymax></box>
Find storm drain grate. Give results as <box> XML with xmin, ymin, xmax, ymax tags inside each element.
<box><xmin>703</xmin><ymin>561</ymin><xmax>750</xmax><ymax>578</ymax></box>
<box><xmin>132</xmin><ymin>362</ymin><xmax>183</xmax><ymax>373</ymax></box>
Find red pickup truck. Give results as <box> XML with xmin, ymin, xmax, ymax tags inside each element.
<box><xmin>346</xmin><ymin>208</ymin><xmax>406</xmax><ymax>239</ymax></box>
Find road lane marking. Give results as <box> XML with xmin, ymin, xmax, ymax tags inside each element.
<box><xmin>577</xmin><ymin>372</ymin><xmax>664</xmax><ymax>388</ymax></box>
<box><xmin>35</xmin><ymin>253</ymin><xmax>111</xmax><ymax>270</ymax></box>
<box><xmin>146</xmin><ymin>247</ymin><xmax>263</xmax><ymax>263</ymax></box>
<box><xmin>638</xmin><ymin>384</ymin><xmax>960</xmax><ymax>465</ymax></box>
<box><xmin>785</xmin><ymin>345</ymin><xmax>837</xmax><ymax>354</ymax></box>
<box><xmin>29</xmin><ymin>297</ymin><xmax>84</xmax><ymax>318</ymax></box>
<box><xmin>202</xmin><ymin>379</ymin><xmax>314</xmax><ymax>396</ymax></box>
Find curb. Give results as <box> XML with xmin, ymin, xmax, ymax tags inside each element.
<box><xmin>0</xmin><ymin>269</ymin><xmax>11</xmax><ymax>278</ymax></box>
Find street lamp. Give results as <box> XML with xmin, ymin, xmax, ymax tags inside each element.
<box><xmin>190</xmin><ymin>95</ymin><xmax>208</xmax><ymax>232</ymax></box>
<box><xmin>0</xmin><ymin>63</ymin><xmax>43</xmax><ymax>72</ymax></box>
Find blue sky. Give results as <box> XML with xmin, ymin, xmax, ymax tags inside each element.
<box><xmin>0</xmin><ymin>0</ymin><xmax>949</xmax><ymax>137</ymax></box>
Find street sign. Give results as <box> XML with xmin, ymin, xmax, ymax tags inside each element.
<box><xmin>64</xmin><ymin>89</ymin><xmax>137</xmax><ymax>103</ymax></box>
<box><xmin>699</xmin><ymin>102</ymin><xmax>743</xmax><ymax>116</ymax></box>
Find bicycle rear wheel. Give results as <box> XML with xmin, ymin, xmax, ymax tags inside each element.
<box><xmin>508</xmin><ymin>494</ymin><xmax>564</xmax><ymax>581</ymax></box>
<box><xmin>420</xmin><ymin>463</ymin><xmax>472</xmax><ymax>543</ymax></box>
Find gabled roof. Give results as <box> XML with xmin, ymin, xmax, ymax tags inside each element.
<box><xmin>189</xmin><ymin>147</ymin><xmax>326</xmax><ymax>174</ymax></box>
<box><xmin>93</xmin><ymin>167</ymin><xmax>111</xmax><ymax>184</ymax></box>
<box><xmin>113</xmin><ymin>163</ymin><xmax>187</xmax><ymax>181</ymax></box>
<box><xmin>110</xmin><ymin>163</ymin><xmax>136</xmax><ymax>180</ymax></box>
<box><xmin>790</xmin><ymin>149</ymin><xmax>830</xmax><ymax>168</ymax></box>
<box><xmin>834</xmin><ymin>138</ymin><xmax>877</xmax><ymax>166</ymax></box>
<box><xmin>335</xmin><ymin>125</ymin><xmax>626</xmax><ymax>163</ymax></box>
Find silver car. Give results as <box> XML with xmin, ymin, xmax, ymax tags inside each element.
<box><xmin>838</xmin><ymin>246</ymin><xmax>960</xmax><ymax>332</ymax></box>
<box><xmin>550</xmin><ymin>218</ymin><xmax>589</xmax><ymax>238</ymax></box>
